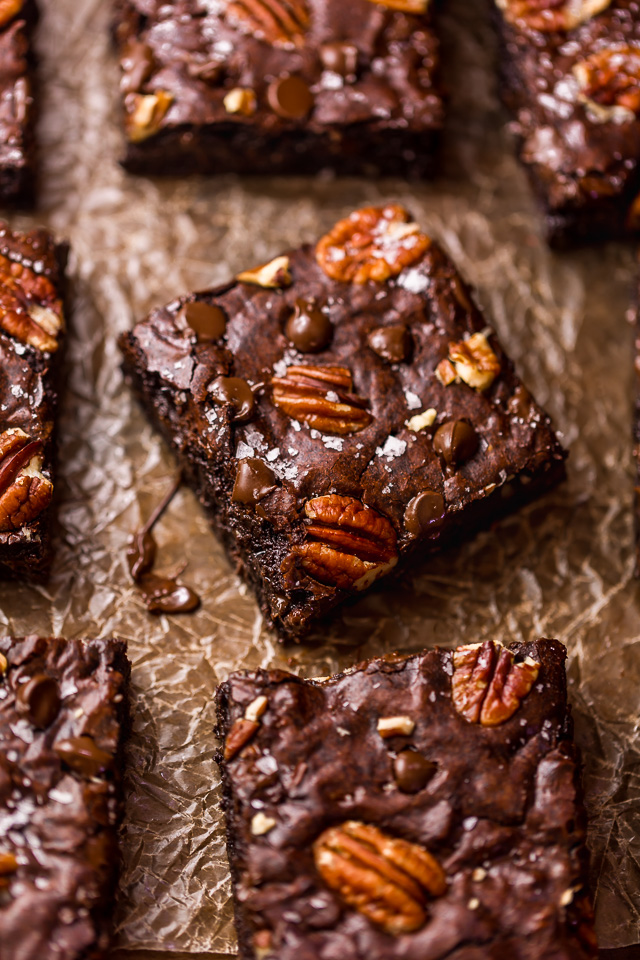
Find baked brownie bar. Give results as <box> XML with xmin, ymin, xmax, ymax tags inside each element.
<box><xmin>0</xmin><ymin>221</ymin><xmax>67</xmax><ymax>580</ymax></box>
<box><xmin>119</xmin><ymin>204</ymin><xmax>566</xmax><ymax>640</ymax></box>
<box><xmin>0</xmin><ymin>635</ymin><xmax>130</xmax><ymax>960</ymax></box>
<box><xmin>216</xmin><ymin>638</ymin><xmax>597</xmax><ymax>959</ymax></box>
<box><xmin>112</xmin><ymin>0</ymin><xmax>443</xmax><ymax>178</ymax></box>
<box><xmin>0</xmin><ymin>0</ymin><xmax>38</xmax><ymax>204</ymax></box>
<box><xmin>494</xmin><ymin>0</ymin><xmax>640</xmax><ymax>246</ymax></box>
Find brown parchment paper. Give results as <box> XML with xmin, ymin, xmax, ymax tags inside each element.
<box><xmin>2</xmin><ymin>0</ymin><xmax>639</xmax><ymax>952</ymax></box>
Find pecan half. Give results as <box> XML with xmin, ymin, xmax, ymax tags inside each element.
<box><xmin>573</xmin><ymin>47</ymin><xmax>640</xmax><ymax>123</ymax></box>
<box><xmin>452</xmin><ymin>641</ymin><xmax>540</xmax><ymax>726</ymax></box>
<box><xmin>0</xmin><ymin>429</ymin><xmax>53</xmax><ymax>533</ymax></box>
<box><xmin>272</xmin><ymin>364</ymin><xmax>372</xmax><ymax>435</ymax></box>
<box><xmin>436</xmin><ymin>332</ymin><xmax>500</xmax><ymax>392</ymax></box>
<box><xmin>226</xmin><ymin>0</ymin><xmax>309</xmax><ymax>47</ymax></box>
<box><xmin>125</xmin><ymin>91</ymin><xmax>173</xmax><ymax>142</ymax></box>
<box><xmin>316</xmin><ymin>205</ymin><xmax>431</xmax><ymax>284</ymax></box>
<box><xmin>290</xmin><ymin>495</ymin><xmax>398</xmax><ymax>591</ymax></box>
<box><xmin>314</xmin><ymin>821</ymin><xmax>446</xmax><ymax>934</ymax></box>
<box><xmin>0</xmin><ymin>254</ymin><xmax>64</xmax><ymax>353</ymax></box>
<box><xmin>0</xmin><ymin>0</ymin><xmax>22</xmax><ymax>27</ymax></box>
<box><xmin>495</xmin><ymin>0</ymin><xmax>611</xmax><ymax>31</ymax></box>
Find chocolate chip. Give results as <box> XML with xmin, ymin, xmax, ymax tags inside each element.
<box><xmin>508</xmin><ymin>385</ymin><xmax>533</xmax><ymax>421</ymax></box>
<box><xmin>139</xmin><ymin>574</ymin><xmax>201</xmax><ymax>614</ymax></box>
<box><xmin>15</xmin><ymin>674</ymin><xmax>60</xmax><ymax>729</ymax></box>
<box><xmin>393</xmin><ymin>749</ymin><xmax>437</xmax><ymax>794</ymax></box>
<box><xmin>404</xmin><ymin>490</ymin><xmax>445</xmax><ymax>537</ymax></box>
<box><xmin>267</xmin><ymin>75</ymin><xmax>314</xmax><ymax>120</ymax></box>
<box><xmin>319</xmin><ymin>42</ymin><xmax>358</xmax><ymax>77</ymax></box>
<box><xmin>121</xmin><ymin>40</ymin><xmax>155</xmax><ymax>94</ymax></box>
<box><xmin>208</xmin><ymin>376</ymin><xmax>255</xmax><ymax>422</ymax></box>
<box><xmin>232</xmin><ymin>459</ymin><xmax>277</xmax><ymax>507</ymax></box>
<box><xmin>433</xmin><ymin>420</ymin><xmax>478</xmax><ymax>467</ymax></box>
<box><xmin>368</xmin><ymin>324</ymin><xmax>412</xmax><ymax>364</ymax></box>
<box><xmin>285</xmin><ymin>299</ymin><xmax>333</xmax><ymax>353</ymax></box>
<box><xmin>54</xmin><ymin>736</ymin><xmax>114</xmax><ymax>778</ymax></box>
<box><xmin>181</xmin><ymin>301</ymin><xmax>227</xmax><ymax>341</ymax></box>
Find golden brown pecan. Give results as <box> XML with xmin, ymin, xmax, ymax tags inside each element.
<box><xmin>314</xmin><ymin>821</ymin><xmax>446</xmax><ymax>934</ymax></box>
<box><xmin>223</xmin><ymin>87</ymin><xmax>258</xmax><ymax>116</ymax></box>
<box><xmin>452</xmin><ymin>641</ymin><xmax>540</xmax><ymax>726</ymax></box>
<box><xmin>125</xmin><ymin>91</ymin><xmax>173</xmax><ymax>142</ymax></box>
<box><xmin>289</xmin><ymin>495</ymin><xmax>398</xmax><ymax>591</ymax></box>
<box><xmin>224</xmin><ymin>718</ymin><xmax>260</xmax><ymax>760</ymax></box>
<box><xmin>226</xmin><ymin>0</ymin><xmax>309</xmax><ymax>47</ymax></box>
<box><xmin>367</xmin><ymin>0</ymin><xmax>429</xmax><ymax>9</ymax></box>
<box><xmin>0</xmin><ymin>850</ymin><xmax>17</xmax><ymax>889</ymax></box>
<box><xmin>0</xmin><ymin>429</ymin><xmax>53</xmax><ymax>534</ymax></box>
<box><xmin>0</xmin><ymin>255</ymin><xmax>64</xmax><ymax>353</ymax></box>
<box><xmin>316</xmin><ymin>205</ymin><xmax>431</xmax><ymax>284</ymax></box>
<box><xmin>495</xmin><ymin>0</ymin><xmax>610</xmax><ymax>31</ymax></box>
<box><xmin>272</xmin><ymin>364</ymin><xmax>372</xmax><ymax>434</ymax></box>
<box><xmin>237</xmin><ymin>255</ymin><xmax>292</xmax><ymax>288</ymax></box>
<box><xmin>436</xmin><ymin>332</ymin><xmax>500</xmax><ymax>392</ymax></box>
<box><xmin>573</xmin><ymin>46</ymin><xmax>640</xmax><ymax>123</ymax></box>
<box><xmin>0</xmin><ymin>0</ymin><xmax>22</xmax><ymax>28</ymax></box>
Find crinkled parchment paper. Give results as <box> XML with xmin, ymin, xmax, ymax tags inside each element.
<box><xmin>0</xmin><ymin>0</ymin><xmax>638</xmax><ymax>952</ymax></box>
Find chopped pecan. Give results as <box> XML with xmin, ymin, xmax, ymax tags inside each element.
<box><xmin>367</xmin><ymin>0</ymin><xmax>429</xmax><ymax>9</ymax></box>
<box><xmin>495</xmin><ymin>0</ymin><xmax>611</xmax><ymax>31</ymax></box>
<box><xmin>452</xmin><ymin>641</ymin><xmax>540</xmax><ymax>726</ymax></box>
<box><xmin>226</xmin><ymin>0</ymin><xmax>309</xmax><ymax>47</ymax></box>
<box><xmin>573</xmin><ymin>46</ymin><xmax>640</xmax><ymax>123</ymax></box>
<box><xmin>272</xmin><ymin>364</ymin><xmax>372</xmax><ymax>434</ymax></box>
<box><xmin>0</xmin><ymin>429</ymin><xmax>53</xmax><ymax>533</ymax></box>
<box><xmin>237</xmin><ymin>255</ymin><xmax>292</xmax><ymax>288</ymax></box>
<box><xmin>223</xmin><ymin>87</ymin><xmax>257</xmax><ymax>116</ymax></box>
<box><xmin>316</xmin><ymin>205</ymin><xmax>431</xmax><ymax>284</ymax></box>
<box><xmin>0</xmin><ymin>849</ymin><xmax>17</xmax><ymax>889</ymax></box>
<box><xmin>224</xmin><ymin>718</ymin><xmax>260</xmax><ymax>760</ymax></box>
<box><xmin>313</xmin><ymin>821</ymin><xmax>446</xmax><ymax>934</ymax></box>
<box><xmin>0</xmin><ymin>254</ymin><xmax>64</xmax><ymax>353</ymax></box>
<box><xmin>125</xmin><ymin>90</ymin><xmax>173</xmax><ymax>142</ymax></box>
<box><xmin>289</xmin><ymin>495</ymin><xmax>398</xmax><ymax>591</ymax></box>
<box><xmin>436</xmin><ymin>332</ymin><xmax>500</xmax><ymax>392</ymax></box>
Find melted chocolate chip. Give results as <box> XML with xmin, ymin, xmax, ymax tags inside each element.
<box><xmin>393</xmin><ymin>749</ymin><xmax>437</xmax><ymax>794</ymax></box>
<box><xmin>433</xmin><ymin>420</ymin><xmax>478</xmax><ymax>467</ymax></box>
<box><xmin>232</xmin><ymin>459</ymin><xmax>277</xmax><ymax>507</ymax></box>
<box><xmin>208</xmin><ymin>376</ymin><xmax>255</xmax><ymax>422</ymax></box>
<box><xmin>285</xmin><ymin>299</ymin><xmax>333</xmax><ymax>353</ymax></box>
<box><xmin>319</xmin><ymin>42</ymin><xmax>358</xmax><ymax>77</ymax></box>
<box><xmin>181</xmin><ymin>300</ymin><xmax>227</xmax><ymax>341</ymax></box>
<box><xmin>16</xmin><ymin>674</ymin><xmax>60</xmax><ymax>729</ymax></box>
<box><xmin>508</xmin><ymin>385</ymin><xmax>534</xmax><ymax>421</ymax></box>
<box><xmin>367</xmin><ymin>324</ymin><xmax>412</xmax><ymax>364</ymax></box>
<box><xmin>404</xmin><ymin>490</ymin><xmax>446</xmax><ymax>537</ymax></box>
<box><xmin>140</xmin><ymin>574</ymin><xmax>201</xmax><ymax>614</ymax></box>
<box><xmin>267</xmin><ymin>75</ymin><xmax>314</xmax><ymax>120</ymax></box>
<box><xmin>54</xmin><ymin>736</ymin><xmax>114</xmax><ymax>778</ymax></box>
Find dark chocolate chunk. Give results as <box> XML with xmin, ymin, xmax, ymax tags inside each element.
<box><xmin>267</xmin><ymin>75</ymin><xmax>314</xmax><ymax>120</ymax></box>
<box><xmin>232</xmin><ymin>459</ymin><xmax>277</xmax><ymax>506</ymax></box>
<box><xmin>208</xmin><ymin>376</ymin><xmax>255</xmax><ymax>422</ymax></box>
<box><xmin>15</xmin><ymin>673</ymin><xmax>60</xmax><ymax>729</ymax></box>
<box><xmin>54</xmin><ymin>736</ymin><xmax>114</xmax><ymax>777</ymax></box>
<box><xmin>182</xmin><ymin>300</ymin><xmax>227</xmax><ymax>341</ymax></box>
<box><xmin>404</xmin><ymin>490</ymin><xmax>445</xmax><ymax>538</ymax></box>
<box><xmin>368</xmin><ymin>324</ymin><xmax>412</xmax><ymax>363</ymax></box>
<box><xmin>393</xmin><ymin>748</ymin><xmax>437</xmax><ymax>794</ymax></box>
<box><xmin>433</xmin><ymin>420</ymin><xmax>478</xmax><ymax>467</ymax></box>
<box><xmin>285</xmin><ymin>298</ymin><xmax>333</xmax><ymax>353</ymax></box>
<box><xmin>319</xmin><ymin>41</ymin><xmax>358</xmax><ymax>77</ymax></box>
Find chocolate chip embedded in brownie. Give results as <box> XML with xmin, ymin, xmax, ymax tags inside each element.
<box><xmin>0</xmin><ymin>221</ymin><xmax>68</xmax><ymax>581</ymax></box>
<box><xmin>0</xmin><ymin>635</ymin><xmax>130</xmax><ymax>960</ymax></box>
<box><xmin>0</xmin><ymin>0</ymin><xmax>38</xmax><ymax>204</ymax></box>
<box><xmin>119</xmin><ymin>203</ymin><xmax>567</xmax><ymax>640</ymax></box>
<box><xmin>493</xmin><ymin>0</ymin><xmax>640</xmax><ymax>246</ymax></box>
<box><xmin>111</xmin><ymin>0</ymin><xmax>443</xmax><ymax>178</ymax></box>
<box><xmin>215</xmin><ymin>638</ymin><xmax>597</xmax><ymax>960</ymax></box>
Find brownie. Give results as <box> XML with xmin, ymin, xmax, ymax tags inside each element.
<box><xmin>493</xmin><ymin>0</ymin><xmax>640</xmax><ymax>246</ymax></box>
<box><xmin>0</xmin><ymin>221</ymin><xmax>67</xmax><ymax>581</ymax></box>
<box><xmin>112</xmin><ymin>0</ymin><xmax>443</xmax><ymax>178</ymax></box>
<box><xmin>0</xmin><ymin>0</ymin><xmax>38</xmax><ymax>204</ymax></box>
<box><xmin>216</xmin><ymin>638</ymin><xmax>597</xmax><ymax>959</ymax></box>
<box><xmin>0</xmin><ymin>635</ymin><xmax>130</xmax><ymax>960</ymax></box>
<box><xmin>120</xmin><ymin>204</ymin><xmax>567</xmax><ymax>640</ymax></box>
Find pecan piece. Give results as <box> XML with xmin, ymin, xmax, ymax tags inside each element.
<box><xmin>452</xmin><ymin>641</ymin><xmax>540</xmax><ymax>726</ymax></box>
<box><xmin>495</xmin><ymin>0</ymin><xmax>611</xmax><ymax>31</ymax></box>
<box><xmin>367</xmin><ymin>0</ymin><xmax>429</xmax><ymax>9</ymax></box>
<box><xmin>226</xmin><ymin>0</ymin><xmax>309</xmax><ymax>47</ymax></box>
<box><xmin>0</xmin><ymin>850</ymin><xmax>17</xmax><ymax>889</ymax></box>
<box><xmin>316</xmin><ymin>204</ymin><xmax>430</xmax><ymax>284</ymax></box>
<box><xmin>0</xmin><ymin>0</ymin><xmax>21</xmax><ymax>26</ymax></box>
<box><xmin>237</xmin><ymin>255</ymin><xmax>292</xmax><ymax>288</ymax></box>
<box><xmin>223</xmin><ymin>87</ymin><xmax>257</xmax><ymax>116</ymax></box>
<box><xmin>224</xmin><ymin>695</ymin><xmax>269</xmax><ymax>760</ymax></box>
<box><xmin>573</xmin><ymin>46</ymin><xmax>640</xmax><ymax>123</ymax></box>
<box><xmin>125</xmin><ymin>91</ymin><xmax>173</xmax><ymax>142</ymax></box>
<box><xmin>0</xmin><ymin>429</ymin><xmax>53</xmax><ymax>533</ymax></box>
<box><xmin>289</xmin><ymin>495</ymin><xmax>398</xmax><ymax>590</ymax></box>
<box><xmin>0</xmin><ymin>254</ymin><xmax>64</xmax><ymax>353</ymax></box>
<box><xmin>272</xmin><ymin>364</ymin><xmax>372</xmax><ymax>434</ymax></box>
<box><xmin>314</xmin><ymin>821</ymin><xmax>446</xmax><ymax>934</ymax></box>
<box><xmin>436</xmin><ymin>332</ymin><xmax>500</xmax><ymax>392</ymax></box>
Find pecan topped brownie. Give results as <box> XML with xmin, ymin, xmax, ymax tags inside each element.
<box><xmin>0</xmin><ymin>0</ymin><xmax>38</xmax><ymax>204</ymax></box>
<box><xmin>494</xmin><ymin>0</ymin><xmax>640</xmax><ymax>245</ymax></box>
<box><xmin>112</xmin><ymin>0</ymin><xmax>443</xmax><ymax>177</ymax></box>
<box><xmin>216</xmin><ymin>639</ymin><xmax>597</xmax><ymax>958</ymax></box>
<box><xmin>0</xmin><ymin>221</ymin><xmax>67</xmax><ymax>580</ymax></box>
<box><xmin>119</xmin><ymin>204</ymin><xmax>566</xmax><ymax>639</ymax></box>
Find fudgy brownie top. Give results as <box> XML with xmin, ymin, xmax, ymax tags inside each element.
<box><xmin>113</xmin><ymin>0</ymin><xmax>442</xmax><ymax>142</ymax></box>
<box><xmin>0</xmin><ymin>636</ymin><xmax>130</xmax><ymax>960</ymax></box>
<box><xmin>217</xmin><ymin>639</ymin><xmax>596</xmax><ymax>959</ymax></box>
<box><xmin>496</xmin><ymin>0</ymin><xmax>640</xmax><ymax>214</ymax></box>
<box><xmin>0</xmin><ymin>0</ymin><xmax>36</xmax><ymax>186</ymax></box>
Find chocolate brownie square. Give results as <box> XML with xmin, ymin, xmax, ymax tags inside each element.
<box><xmin>216</xmin><ymin>638</ymin><xmax>597</xmax><ymax>959</ymax></box>
<box><xmin>0</xmin><ymin>0</ymin><xmax>38</xmax><ymax>204</ymax></box>
<box><xmin>0</xmin><ymin>635</ymin><xmax>130</xmax><ymax>960</ymax></box>
<box><xmin>112</xmin><ymin>0</ymin><xmax>443</xmax><ymax>178</ymax></box>
<box><xmin>494</xmin><ymin>0</ymin><xmax>640</xmax><ymax>246</ymax></box>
